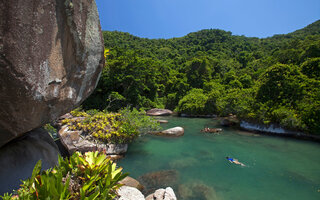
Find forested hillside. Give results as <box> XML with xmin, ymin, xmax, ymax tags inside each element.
<box><xmin>84</xmin><ymin>20</ymin><xmax>320</xmax><ymax>134</ymax></box>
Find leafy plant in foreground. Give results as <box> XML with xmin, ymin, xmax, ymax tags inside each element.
<box><xmin>1</xmin><ymin>151</ymin><xmax>128</xmax><ymax>200</ymax></box>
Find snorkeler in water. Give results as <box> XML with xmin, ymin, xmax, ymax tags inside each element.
<box><xmin>226</xmin><ymin>156</ymin><xmax>246</xmax><ymax>166</ymax></box>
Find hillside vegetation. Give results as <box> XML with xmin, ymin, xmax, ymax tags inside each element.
<box><xmin>84</xmin><ymin>20</ymin><xmax>320</xmax><ymax>134</ymax></box>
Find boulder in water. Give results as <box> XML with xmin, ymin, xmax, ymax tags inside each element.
<box><xmin>150</xmin><ymin>127</ymin><xmax>184</xmax><ymax>137</ymax></box>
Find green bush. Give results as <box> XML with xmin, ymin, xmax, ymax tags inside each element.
<box><xmin>62</xmin><ymin>108</ymin><xmax>160</xmax><ymax>144</ymax></box>
<box><xmin>177</xmin><ymin>88</ymin><xmax>208</xmax><ymax>115</ymax></box>
<box><xmin>119</xmin><ymin>107</ymin><xmax>161</xmax><ymax>135</ymax></box>
<box><xmin>271</xmin><ymin>107</ymin><xmax>301</xmax><ymax>130</ymax></box>
<box><xmin>1</xmin><ymin>151</ymin><xmax>128</xmax><ymax>200</ymax></box>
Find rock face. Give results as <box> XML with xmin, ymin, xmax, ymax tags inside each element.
<box><xmin>0</xmin><ymin>0</ymin><xmax>104</xmax><ymax>147</ymax></box>
<box><xmin>58</xmin><ymin>125</ymin><xmax>128</xmax><ymax>155</ymax></box>
<box><xmin>150</xmin><ymin>127</ymin><xmax>184</xmax><ymax>137</ymax></box>
<box><xmin>146</xmin><ymin>109</ymin><xmax>173</xmax><ymax>116</ymax></box>
<box><xmin>0</xmin><ymin>128</ymin><xmax>60</xmax><ymax>194</ymax></box>
<box><xmin>117</xmin><ymin>186</ymin><xmax>145</xmax><ymax>200</ymax></box>
<box><xmin>240</xmin><ymin>121</ymin><xmax>294</xmax><ymax>134</ymax></box>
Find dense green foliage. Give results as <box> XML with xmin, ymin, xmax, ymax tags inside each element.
<box><xmin>63</xmin><ymin>108</ymin><xmax>160</xmax><ymax>144</ymax></box>
<box><xmin>84</xmin><ymin>20</ymin><xmax>320</xmax><ymax>134</ymax></box>
<box><xmin>1</xmin><ymin>151</ymin><xmax>127</xmax><ymax>200</ymax></box>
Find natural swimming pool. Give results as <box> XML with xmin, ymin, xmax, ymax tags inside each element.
<box><xmin>118</xmin><ymin>117</ymin><xmax>320</xmax><ymax>200</ymax></box>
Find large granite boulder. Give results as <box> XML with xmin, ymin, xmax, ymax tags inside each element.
<box><xmin>0</xmin><ymin>0</ymin><xmax>104</xmax><ymax>147</ymax></box>
<box><xmin>0</xmin><ymin>128</ymin><xmax>60</xmax><ymax>195</ymax></box>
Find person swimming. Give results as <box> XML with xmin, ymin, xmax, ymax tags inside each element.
<box><xmin>226</xmin><ymin>156</ymin><xmax>246</xmax><ymax>166</ymax></box>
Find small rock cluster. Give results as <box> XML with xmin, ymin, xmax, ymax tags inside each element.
<box><xmin>116</xmin><ymin>186</ymin><xmax>177</xmax><ymax>200</ymax></box>
<box><xmin>115</xmin><ymin>175</ymin><xmax>177</xmax><ymax>200</ymax></box>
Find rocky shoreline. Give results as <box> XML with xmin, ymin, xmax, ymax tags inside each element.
<box><xmin>239</xmin><ymin>121</ymin><xmax>320</xmax><ymax>142</ymax></box>
<box><xmin>220</xmin><ymin>115</ymin><xmax>320</xmax><ymax>142</ymax></box>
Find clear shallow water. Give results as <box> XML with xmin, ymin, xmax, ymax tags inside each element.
<box><xmin>118</xmin><ymin>117</ymin><xmax>320</xmax><ymax>200</ymax></box>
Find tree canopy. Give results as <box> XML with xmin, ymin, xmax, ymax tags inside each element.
<box><xmin>84</xmin><ymin>20</ymin><xmax>320</xmax><ymax>134</ymax></box>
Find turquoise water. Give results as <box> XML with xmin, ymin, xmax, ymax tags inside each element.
<box><xmin>118</xmin><ymin>117</ymin><xmax>320</xmax><ymax>200</ymax></box>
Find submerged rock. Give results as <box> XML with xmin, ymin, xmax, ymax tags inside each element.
<box><xmin>177</xmin><ymin>181</ymin><xmax>219</xmax><ymax>200</ymax></box>
<box><xmin>0</xmin><ymin>0</ymin><xmax>104</xmax><ymax>147</ymax></box>
<box><xmin>139</xmin><ymin>170</ymin><xmax>179</xmax><ymax>195</ymax></box>
<box><xmin>150</xmin><ymin>127</ymin><xmax>184</xmax><ymax>137</ymax></box>
<box><xmin>169</xmin><ymin>157</ymin><xmax>198</xmax><ymax>169</ymax></box>
<box><xmin>0</xmin><ymin>128</ymin><xmax>60</xmax><ymax>194</ymax></box>
<box><xmin>119</xmin><ymin>176</ymin><xmax>145</xmax><ymax>191</ymax></box>
<box><xmin>147</xmin><ymin>109</ymin><xmax>173</xmax><ymax>116</ymax></box>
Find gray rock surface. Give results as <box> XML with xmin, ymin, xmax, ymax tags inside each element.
<box><xmin>146</xmin><ymin>109</ymin><xmax>173</xmax><ymax>116</ymax></box>
<box><xmin>150</xmin><ymin>127</ymin><xmax>184</xmax><ymax>137</ymax></box>
<box><xmin>58</xmin><ymin>125</ymin><xmax>128</xmax><ymax>155</ymax></box>
<box><xmin>146</xmin><ymin>187</ymin><xmax>177</xmax><ymax>200</ymax></box>
<box><xmin>0</xmin><ymin>128</ymin><xmax>60</xmax><ymax>194</ymax></box>
<box><xmin>0</xmin><ymin>0</ymin><xmax>104</xmax><ymax>147</ymax></box>
<box><xmin>157</xmin><ymin>120</ymin><xmax>169</xmax><ymax>124</ymax></box>
<box><xmin>117</xmin><ymin>186</ymin><xmax>145</xmax><ymax>200</ymax></box>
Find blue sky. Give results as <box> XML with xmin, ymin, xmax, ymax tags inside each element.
<box><xmin>96</xmin><ymin>0</ymin><xmax>320</xmax><ymax>39</ymax></box>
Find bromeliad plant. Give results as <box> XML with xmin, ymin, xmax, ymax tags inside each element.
<box><xmin>1</xmin><ymin>151</ymin><xmax>128</xmax><ymax>200</ymax></box>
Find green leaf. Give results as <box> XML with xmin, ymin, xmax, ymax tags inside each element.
<box><xmin>31</xmin><ymin>160</ymin><xmax>42</xmax><ymax>180</ymax></box>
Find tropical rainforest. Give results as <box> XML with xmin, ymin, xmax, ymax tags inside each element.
<box><xmin>84</xmin><ymin>20</ymin><xmax>320</xmax><ymax>134</ymax></box>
